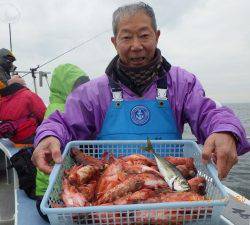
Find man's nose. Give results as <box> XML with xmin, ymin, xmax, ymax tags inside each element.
<box><xmin>131</xmin><ymin>37</ymin><xmax>143</xmax><ymax>51</ymax></box>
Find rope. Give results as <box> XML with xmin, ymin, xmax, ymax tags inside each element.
<box><xmin>21</xmin><ymin>29</ymin><xmax>111</xmax><ymax>77</ymax></box>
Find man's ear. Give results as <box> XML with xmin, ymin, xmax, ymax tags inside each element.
<box><xmin>111</xmin><ymin>37</ymin><xmax>117</xmax><ymax>49</ymax></box>
<box><xmin>156</xmin><ymin>30</ymin><xmax>161</xmax><ymax>43</ymax></box>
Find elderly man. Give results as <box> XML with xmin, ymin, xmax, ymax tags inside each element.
<box><xmin>32</xmin><ymin>2</ymin><xmax>249</xmax><ymax>180</ymax></box>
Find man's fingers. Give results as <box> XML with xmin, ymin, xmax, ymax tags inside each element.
<box><xmin>31</xmin><ymin>136</ymin><xmax>62</xmax><ymax>174</ymax></box>
<box><xmin>203</xmin><ymin>132</ymin><xmax>238</xmax><ymax>180</ymax></box>
<box><xmin>220</xmin><ymin>152</ymin><xmax>238</xmax><ymax>180</ymax></box>
<box><xmin>50</xmin><ymin>141</ymin><xmax>62</xmax><ymax>164</ymax></box>
<box><xmin>202</xmin><ymin>140</ymin><xmax>215</xmax><ymax>164</ymax></box>
<box><xmin>32</xmin><ymin>150</ymin><xmax>52</xmax><ymax>174</ymax></box>
<box><xmin>37</xmin><ymin>161</ymin><xmax>52</xmax><ymax>174</ymax></box>
<box><xmin>216</xmin><ymin>152</ymin><xmax>229</xmax><ymax>180</ymax></box>
<box><xmin>216</xmin><ymin>141</ymin><xmax>238</xmax><ymax>180</ymax></box>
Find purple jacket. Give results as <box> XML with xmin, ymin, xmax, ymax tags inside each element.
<box><xmin>35</xmin><ymin>66</ymin><xmax>250</xmax><ymax>155</ymax></box>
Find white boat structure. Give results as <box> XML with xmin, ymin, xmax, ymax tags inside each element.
<box><xmin>0</xmin><ymin>138</ymin><xmax>249</xmax><ymax>225</ymax></box>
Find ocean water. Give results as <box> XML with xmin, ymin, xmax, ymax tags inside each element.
<box><xmin>183</xmin><ymin>103</ymin><xmax>250</xmax><ymax>199</ymax></box>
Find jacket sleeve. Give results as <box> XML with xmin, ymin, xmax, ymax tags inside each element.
<box><xmin>182</xmin><ymin>74</ymin><xmax>250</xmax><ymax>155</ymax></box>
<box><xmin>34</xmin><ymin>88</ymin><xmax>97</xmax><ymax>149</ymax></box>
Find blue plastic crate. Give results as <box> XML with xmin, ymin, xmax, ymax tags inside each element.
<box><xmin>41</xmin><ymin>140</ymin><xmax>229</xmax><ymax>225</ymax></box>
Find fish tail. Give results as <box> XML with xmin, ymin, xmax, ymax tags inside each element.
<box><xmin>140</xmin><ymin>138</ymin><xmax>155</xmax><ymax>153</ymax></box>
<box><xmin>146</xmin><ymin>138</ymin><xmax>155</xmax><ymax>153</ymax></box>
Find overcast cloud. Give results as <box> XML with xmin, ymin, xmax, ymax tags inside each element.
<box><xmin>0</xmin><ymin>0</ymin><xmax>249</xmax><ymax>104</ymax></box>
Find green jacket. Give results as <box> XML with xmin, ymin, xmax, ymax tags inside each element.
<box><xmin>36</xmin><ymin>63</ymin><xmax>89</xmax><ymax>196</ymax></box>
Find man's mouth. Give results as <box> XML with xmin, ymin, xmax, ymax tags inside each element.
<box><xmin>130</xmin><ymin>57</ymin><xmax>146</xmax><ymax>64</ymax></box>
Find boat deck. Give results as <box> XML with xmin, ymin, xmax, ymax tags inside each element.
<box><xmin>0</xmin><ymin>151</ymin><xmax>15</xmax><ymax>225</ymax></box>
<box><xmin>221</xmin><ymin>186</ymin><xmax>250</xmax><ymax>225</ymax></box>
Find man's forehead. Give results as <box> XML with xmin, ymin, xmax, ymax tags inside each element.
<box><xmin>116</xmin><ymin>11</ymin><xmax>153</xmax><ymax>32</ymax></box>
<box><xmin>119</xmin><ymin>26</ymin><xmax>151</xmax><ymax>33</ymax></box>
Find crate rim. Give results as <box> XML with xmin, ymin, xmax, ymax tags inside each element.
<box><xmin>42</xmin><ymin>196</ymin><xmax>229</xmax><ymax>214</ymax></box>
<box><xmin>60</xmin><ymin>139</ymin><xmax>200</xmax><ymax>159</ymax></box>
<box><xmin>41</xmin><ymin>139</ymin><xmax>229</xmax><ymax>215</ymax></box>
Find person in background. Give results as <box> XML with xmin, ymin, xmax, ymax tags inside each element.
<box><xmin>0</xmin><ymin>83</ymin><xmax>46</xmax><ymax>146</ymax></box>
<box><xmin>35</xmin><ymin>63</ymin><xmax>89</xmax><ymax>221</ymax></box>
<box><xmin>0</xmin><ymin>54</ymin><xmax>46</xmax><ymax>198</ymax></box>
<box><xmin>0</xmin><ymin>48</ymin><xmax>25</xmax><ymax>89</ymax></box>
<box><xmin>0</xmin><ymin>48</ymin><xmax>46</xmax><ymax>147</ymax></box>
<box><xmin>32</xmin><ymin>1</ymin><xmax>249</xmax><ymax>185</ymax></box>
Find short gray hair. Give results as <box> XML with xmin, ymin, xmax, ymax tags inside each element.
<box><xmin>112</xmin><ymin>2</ymin><xmax>157</xmax><ymax>36</ymax></box>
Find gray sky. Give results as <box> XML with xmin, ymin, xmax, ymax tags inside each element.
<box><xmin>0</xmin><ymin>0</ymin><xmax>249</xmax><ymax>104</ymax></box>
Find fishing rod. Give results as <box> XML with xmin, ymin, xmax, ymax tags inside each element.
<box><xmin>21</xmin><ymin>28</ymin><xmax>111</xmax><ymax>78</ymax></box>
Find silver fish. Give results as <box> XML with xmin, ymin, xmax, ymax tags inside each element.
<box><xmin>141</xmin><ymin>138</ymin><xmax>190</xmax><ymax>192</ymax></box>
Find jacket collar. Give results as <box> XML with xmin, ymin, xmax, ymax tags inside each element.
<box><xmin>0</xmin><ymin>83</ymin><xmax>25</xmax><ymax>97</ymax></box>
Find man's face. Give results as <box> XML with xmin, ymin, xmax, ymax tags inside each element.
<box><xmin>1</xmin><ymin>56</ymin><xmax>15</xmax><ymax>72</ymax></box>
<box><xmin>111</xmin><ymin>11</ymin><xmax>160</xmax><ymax>68</ymax></box>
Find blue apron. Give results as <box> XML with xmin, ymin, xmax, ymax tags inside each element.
<box><xmin>97</xmin><ymin>76</ymin><xmax>181</xmax><ymax>140</ymax></box>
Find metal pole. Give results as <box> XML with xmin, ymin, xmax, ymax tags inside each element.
<box><xmin>8</xmin><ymin>23</ymin><xmax>12</xmax><ymax>51</ymax></box>
<box><xmin>33</xmin><ymin>76</ymin><xmax>37</xmax><ymax>94</ymax></box>
<box><xmin>31</xmin><ymin>68</ymin><xmax>38</xmax><ymax>93</ymax></box>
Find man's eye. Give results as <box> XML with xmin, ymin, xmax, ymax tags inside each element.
<box><xmin>122</xmin><ymin>36</ymin><xmax>131</xmax><ymax>40</ymax></box>
<box><xmin>140</xmin><ymin>34</ymin><xmax>149</xmax><ymax>39</ymax></box>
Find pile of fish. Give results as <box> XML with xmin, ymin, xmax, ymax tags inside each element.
<box><xmin>53</xmin><ymin>141</ymin><xmax>210</xmax><ymax>224</ymax></box>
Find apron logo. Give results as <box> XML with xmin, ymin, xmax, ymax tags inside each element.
<box><xmin>130</xmin><ymin>105</ymin><xmax>150</xmax><ymax>125</ymax></box>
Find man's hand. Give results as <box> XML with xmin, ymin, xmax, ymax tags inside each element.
<box><xmin>7</xmin><ymin>75</ymin><xmax>26</xmax><ymax>86</ymax></box>
<box><xmin>202</xmin><ymin>132</ymin><xmax>238</xmax><ymax>180</ymax></box>
<box><xmin>31</xmin><ymin>136</ymin><xmax>62</xmax><ymax>174</ymax></box>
